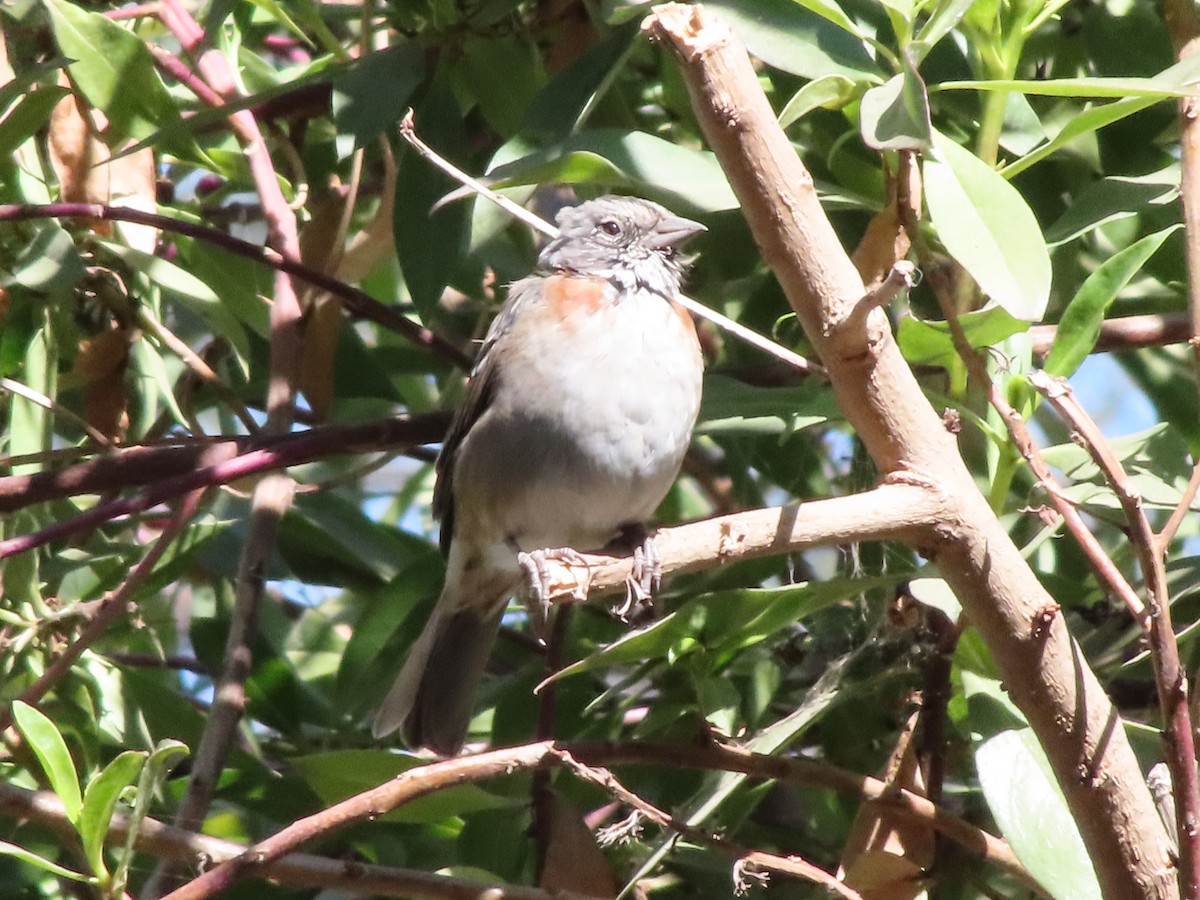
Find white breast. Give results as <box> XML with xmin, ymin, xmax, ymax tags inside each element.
<box><xmin>453</xmin><ymin>286</ymin><xmax>703</xmax><ymax>555</ymax></box>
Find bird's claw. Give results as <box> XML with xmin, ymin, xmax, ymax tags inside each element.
<box><xmin>518</xmin><ymin>547</ymin><xmax>593</xmax><ymax>634</ymax></box>
<box><xmin>612</xmin><ymin>528</ymin><xmax>661</xmax><ymax>622</ymax></box>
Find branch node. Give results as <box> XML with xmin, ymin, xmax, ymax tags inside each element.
<box><xmin>732</xmin><ymin>858</ymin><xmax>771</xmax><ymax>895</ymax></box>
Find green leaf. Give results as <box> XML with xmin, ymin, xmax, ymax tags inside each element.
<box><xmin>704</xmin><ymin>0</ymin><xmax>882</xmax><ymax>81</ymax></box>
<box><xmin>0</xmin><ymin>84</ymin><xmax>70</xmax><ymax>160</ymax></box>
<box><xmin>0</xmin><ymin>841</ymin><xmax>94</xmax><ymax>883</ymax></box>
<box><xmin>697</xmin><ymin>374</ymin><xmax>835</xmax><ymax>436</ymax></box>
<box><xmin>97</xmin><ymin>241</ymin><xmax>252</xmax><ymax>375</ymax></box>
<box><xmin>924</xmin><ymin>131</ymin><xmax>1051</xmax><ymax>320</ymax></box>
<box><xmin>0</xmin><ymin>57</ymin><xmax>68</xmax><ymax>115</ymax></box>
<box><xmin>1001</xmin><ymin>98</ymin><xmax>1154</xmax><ymax>179</ymax></box>
<box><xmin>1044</xmin><ymin>168</ymin><xmax>1179</xmax><ymax>245</ymax></box>
<box><xmin>455</xmin><ymin>36</ymin><xmax>546</xmax><ymax>137</ymax></box>
<box><xmin>291</xmin><ymin>750</ymin><xmax>513</xmax><ymax>823</ymax></box>
<box><xmin>332</xmin><ymin>41</ymin><xmax>423</xmax><ymax>156</ymax></box>
<box><xmin>912</xmin><ymin>0</ymin><xmax>975</xmax><ymax>61</ymax></box>
<box><xmin>42</xmin><ymin>0</ymin><xmax>199</xmax><ymax>160</ymax></box>
<box><xmin>959</xmin><ymin>672</ymin><xmax>1101</xmax><ymax>900</ymax></box>
<box><xmin>113</xmin><ymin>739</ymin><xmax>188</xmax><ymax>897</ymax></box>
<box><xmin>778</xmin><ymin>74</ymin><xmax>860</xmax><ymax>129</ymax></box>
<box><xmin>553</xmin><ymin>575</ymin><xmax>898</xmax><ymax>682</ymax></box>
<box><xmin>12</xmin><ymin>701</ymin><xmax>83</xmax><ymax>824</ymax></box>
<box><xmin>79</xmin><ymin>751</ymin><xmax>145</xmax><ymax>881</ymax></box>
<box><xmin>7</xmin><ymin>222</ymin><xmax>84</xmax><ymax>296</ymax></box>
<box><xmin>395</xmin><ymin>68</ymin><xmax>471</xmax><ymax>323</ymax></box>
<box><xmin>897</xmin><ymin>304</ymin><xmax>1030</xmax><ymax>368</ymax></box>
<box><xmin>908</xmin><ymin>576</ymin><xmax>961</xmax><ymax>622</ymax></box>
<box><xmin>1041</xmin><ymin>423</ymin><xmax>1196</xmax><ymax>512</ymax></box>
<box><xmin>487</xmin><ymin>129</ymin><xmax>738</xmax><ymax>214</ymax></box>
<box><xmin>131</xmin><ymin>338</ymin><xmax>189</xmax><ymax>427</ymax></box>
<box><xmin>522</xmin><ymin>22</ymin><xmax>639</xmax><ymax>136</ymax></box>
<box><xmin>859</xmin><ymin>69</ymin><xmax>932</xmax><ymax>151</ymax></box>
<box><xmin>936</xmin><ymin>76</ymin><xmax>1200</xmax><ymax>99</ymax></box>
<box><xmin>1044</xmin><ymin>226</ymin><xmax>1181</xmax><ymax>378</ymax></box>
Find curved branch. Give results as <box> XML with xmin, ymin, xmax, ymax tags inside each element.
<box><xmin>0</xmin><ymin>203</ymin><xmax>470</xmax><ymax>370</ymax></box>
<box><xmin>153</xmin><ymin>740</ymin><xmax>1038</xmax><ymax>900</ymax></box>
<box><xmin>0</xmin><ymin>779</ymin><xmax>600</xmax><ymax>900</ymax></box>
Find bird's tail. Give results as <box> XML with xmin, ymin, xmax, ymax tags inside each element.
<box><xmin>372</xmin><ymin>594</ymin><xmax>504</xmax><ymax>756</ymax></box>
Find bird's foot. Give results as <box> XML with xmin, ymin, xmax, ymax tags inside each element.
<box><xmin>610</xmin><ymin>524</ymin><xmax>661</xmax><ymax>622</ymax></box>
<box><xmin>518</xmin><ymin>547</ymin><xmax>593</xmax><ymax>634</ymax></box>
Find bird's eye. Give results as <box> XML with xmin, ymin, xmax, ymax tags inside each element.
<box><xmin>599</xmin><ymin>220</ymin><xmax>621</xmax><ymax>236</ymax></box>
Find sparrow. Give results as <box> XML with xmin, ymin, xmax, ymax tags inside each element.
<box><xmin>373</xmin><ymin>195</ymin><xmax>706</xmax><ymax>755</ymax></box>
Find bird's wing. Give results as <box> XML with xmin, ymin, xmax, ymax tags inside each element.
<box><xmin>432</xmin><ymin>276</ymin><xmax>539</xmax><ymax>556</ymax></box>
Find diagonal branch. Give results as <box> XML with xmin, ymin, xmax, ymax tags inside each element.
<box><xmin>552</xmin><ymin>749</ymin><xmax>862</xmax><ymax>898</ymax></box>
<box><xmin>1032</xmin><ymin>370</ymin><xmax>1200</xmax><ymax>894</ymax></box>
<box><xmin>0</xmin><ymin>203</ymin><xmax>469</xmax><ymax>369</ymax></box>
<box><xmin>642</xmin><ymin>4</ymin><xmax>1176</xmax><ymax>897</ymax></box>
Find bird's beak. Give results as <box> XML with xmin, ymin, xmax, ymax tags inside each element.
<box><xmin>648</xmin><ymin>214</ymin><xmax>707</xmax><ymax>249</ymax></box>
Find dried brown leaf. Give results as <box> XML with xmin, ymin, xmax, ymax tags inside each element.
<box><xmin>539</xmin><ymin>793</ymin><xmax>619</xmax><ymax>898</ymax></box>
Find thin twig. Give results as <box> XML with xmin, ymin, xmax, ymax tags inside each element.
<box><xmin>0</xmin><ymin>489</ymin><xmax>206</xmax><ymax>733</ymax></box>
<box><xmin>1029</xmin><ymin>312</ymin><xmax>1192</xmax><ymax>358</ymax></box>
<box><xmin>926</xmin><ymin>268</ymin><xmax>1149</xmax><ymax>626</ymax></box>
<box><xmin>1031</xmin><ymin>369</ymin><xmax>1200</xmax><ymax>895</ymax></box>
<box><xmin>0</xmin><ymin>414</ymin><xmax>447</xmax><ymax>559</ymax></box>
<box><xmin>552</xmin><ymin>748</ymin><xmax>863</xmax><ymax>899</ymax></box>
<box><xmin>0</xmin><ymin>376</ymin><xmax>112</xmax><ymax>447</ymax></box>
<box><xmin>397</xmin><ymin>109</ymin><xmax>825</xmax><ymax>377</ymax></box>
<box><xmin>1157</xmin><ymin>458</ymin><xmax>1200</xmax><ymax>553</ymax></box>
<box><xmin>0</xmin><ymin>415</ymin><xmax>446</xmax><ymax>514</ymax></box>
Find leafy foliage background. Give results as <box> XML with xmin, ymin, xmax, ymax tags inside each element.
<box><xmin>0</xmin><ymin>0</ymin><xmax>1197</xmax><ymax>897</ymax></box>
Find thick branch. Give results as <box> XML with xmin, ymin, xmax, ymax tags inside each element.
<box><xmin>643</xmin><ymin>5</ymin><xmax>1176</xmax><ymax>897</ymax></box>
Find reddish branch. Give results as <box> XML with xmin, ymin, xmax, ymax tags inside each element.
<box><xmin>0</xmin><ymin>414</ymin><xmax>448</xmax><ymax>559</ymax></box>
<box><xmin>0</xmin><ymin>204</ymin><xmax>469</xmax><ymax>369</ymax></box>
<box><xmin>0</xmin><ymin>777</ymin><xmax>600</xmax><ymax>900</ymax></box>
<box><xmin>0</xmin><ymin>414</ymin><xmax>451</xmax><ymax>515</ymax></box>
